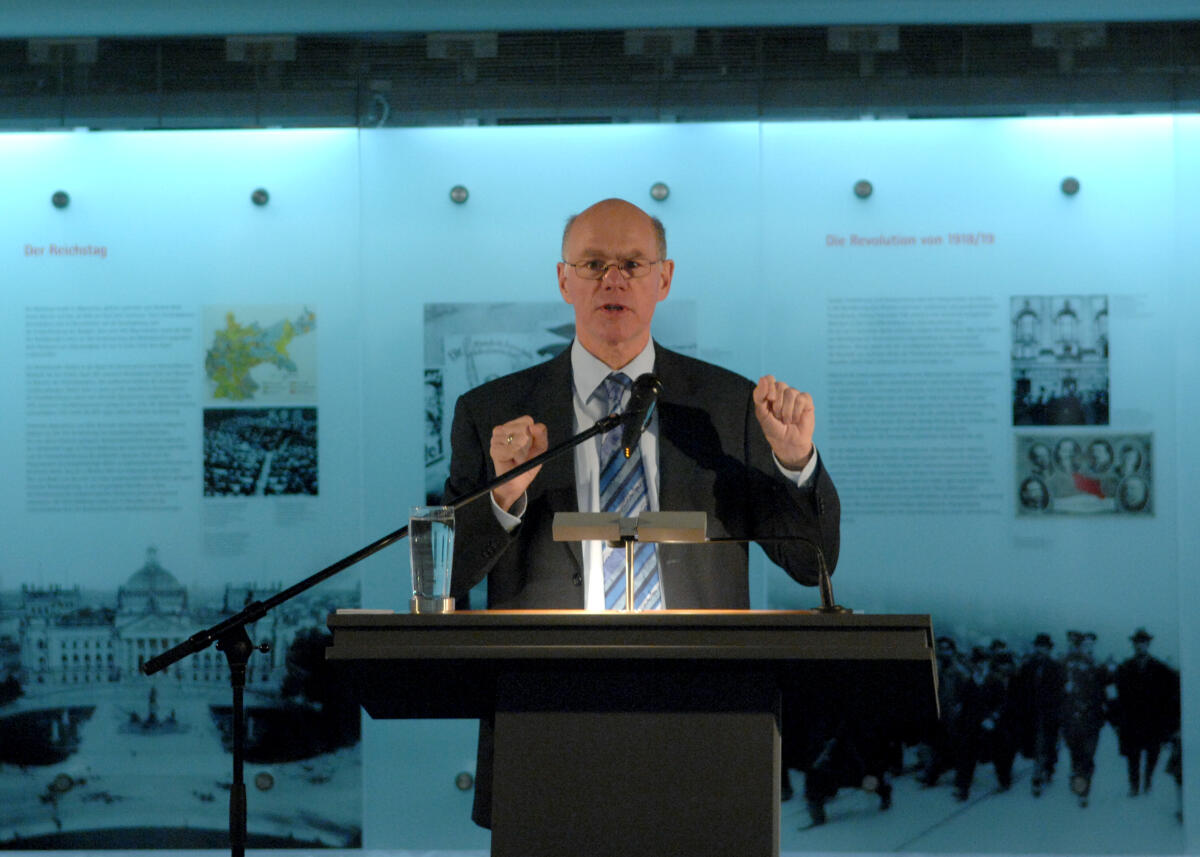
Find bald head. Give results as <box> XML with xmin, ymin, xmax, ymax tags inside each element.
<box><xmin>562</xmin><ymin>198</ymin><xmax>667</xmax><ymax>261</ymax></box>
<box><xmin>556</xmin><ymin>196</ymin><xmax>675</xmax><ymax>369</ymax></box>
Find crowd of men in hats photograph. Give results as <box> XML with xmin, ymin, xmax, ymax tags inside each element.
<box><xmin>783</xmin><ymin>626</ymin><xmax>1181</xmax><ymax>829</ymax></box>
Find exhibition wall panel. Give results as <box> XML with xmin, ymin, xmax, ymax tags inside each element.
<box><xmin>0</xmin><ymin>116</ymin><xmax>1191</xmax><ymax>855</ymax></box>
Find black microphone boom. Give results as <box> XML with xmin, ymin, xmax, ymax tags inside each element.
<box><xmin>621</xmin><ymin>373</ymin><xmax>663</xmax><ymax>459</ymax></box>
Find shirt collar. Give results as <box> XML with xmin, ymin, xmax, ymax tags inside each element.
<box><xmin>570</xmin><ymin>338</ymin><xmax>656</xmax><ymax>404</ymax></box>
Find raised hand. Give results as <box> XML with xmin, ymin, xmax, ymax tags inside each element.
<box><xmin>752</xmin><ymin>375</ymin><xmax>815</xmax><ymax>471</ymax></box>
<box><xmin>488</xmin><ymin>416</ymin><xmax>549</xmax><ymax>511</ymax></box>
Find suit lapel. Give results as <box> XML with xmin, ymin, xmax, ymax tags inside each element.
<box><xmin>654</xmin><ymin>346</ymin><xmax>693</xmax><ymax>515</ymax></box>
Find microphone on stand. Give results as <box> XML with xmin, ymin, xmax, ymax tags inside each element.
<box><xmin>621</xmin><ymin>373</ymin><xmax>663</xmax><ymax>458</ymax></box>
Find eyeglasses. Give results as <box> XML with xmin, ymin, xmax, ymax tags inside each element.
<box><xmin>562</xmin><ymin>258</ymin><xmax>661</xmax><ymax>280</ymax></box>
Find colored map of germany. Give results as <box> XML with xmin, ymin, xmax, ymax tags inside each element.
<box><xmin>205</xmin><ymin>308</ymin><xmax>316</xmax><ymax>401</ymax></box>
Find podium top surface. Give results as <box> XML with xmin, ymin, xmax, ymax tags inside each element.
<box><xmin>326</xmin><ymin>610</ymin><xmax>938</xmax><ymax>723</ymax></box>
<box><xmin>326</xmin><ymin>609</ymin><xmax>935</xmax><ymax>663</ymax></box>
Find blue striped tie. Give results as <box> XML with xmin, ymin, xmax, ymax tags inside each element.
<box><xmin>598</xmin><ymin>373</ymin><xmax>663</xmax><ymax>610</ymax></box>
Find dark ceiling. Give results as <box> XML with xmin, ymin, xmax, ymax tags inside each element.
<box><xmin>5</xmin><ymin>21</ymin><xmax>1200</xmax><ymax>129</ymax></box>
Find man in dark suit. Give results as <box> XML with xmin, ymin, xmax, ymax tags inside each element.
<box><xmin>1061</xmin><ymin>631</ymin><xmax>1107</xmax><ymax>807</ymax></box>
<box><xmin>1114</xmin><ymin>628</ymin><xmax>1179</xmax><ymax>796</ymax></box>
<box><xmin>1012</xmin><ymin>631</ymin><xmax>1064</xmax><ymax>797</ymax></box>
<box><xmin>443</xmin><ymin>197</ymin><xmax>840</xmax><ymax>826</ymax></box>
<box><xmin>447</xmin><ymin>197</ymin><xmax>839</xmax><ymax>609</ymax></box>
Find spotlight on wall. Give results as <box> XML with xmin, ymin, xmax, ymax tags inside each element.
<box><xmin>649</xmin><ymin>182</ymin><xmax>670</xmax><ymax>202</ymax></box>
<box><xmin>250</xmin><ymin>188</ymin><xmax>270</xmax><ymax>206</ymax></box>
<box><xmin>449</xmin><ymin>185</ymin><xmax>469</xmax><ymax>204</ymax></box>
<box><xmin>51</xmin><ymin>190</ymin><xmax>70</xmax><ymax>209</ymax></box>
<box><xmin>1061</xmin><ymin>177</ymin><xmax>1081</xmax><ymax>196</ymax></box>
<box><xmin>853</xmin><ymin>180</ymin><xmax>873</xmax><ymax>199</ymax></box>
<box><xmin>455</xmin><ymin>772</ymin><xmax>474</xmax><ymax>791</ymax></box>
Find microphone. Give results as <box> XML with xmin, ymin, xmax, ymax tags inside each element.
<box><xmin>621</xmin><ymin>373</ymin><xmax>663</xmax><ymax>459</ymax></box>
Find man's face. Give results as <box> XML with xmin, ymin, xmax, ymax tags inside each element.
<box><xmin>1056</xmin><ymin>440</ymin><xmax>1081</xmax><ymax>473</ymax></box>
<box><xmin>1119</xmin><ymin>447</ymin><xmax>1142</xmax><ymax>476</ymax></box>
<box><xmin>1088</xmin><ymin>442</ymin><xmax>1113</xmax><ymax>472</ymax></box>
<box><xmin>557</xmin><ymin>200</ymin><xmax>673</xmax><ymax>367</ymax></box>
<box><xmin>1123</xmin><ymin>478</ymin><xmax>1148</xmax><ymax>507</ymax></box>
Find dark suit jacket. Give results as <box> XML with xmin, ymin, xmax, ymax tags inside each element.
<box><xmin>445</xmin><ymin>343</ymin><xmax>840</xmax><ymax>609</ymax></box>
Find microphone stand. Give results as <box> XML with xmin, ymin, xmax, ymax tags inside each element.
<box><xmin>708</xmin><ymin>535</ymin><xmax>847</xmax><ymax>613</ymax></box>
<box><xmin>140</xmin><ymin>411</ymin><xmax>622</xmax><ymax>857</ymax></box>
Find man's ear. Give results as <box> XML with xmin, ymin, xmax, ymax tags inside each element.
<box><xmin>557</xmin><ymin>262</ymin><xmax>572</xmax><ymax>303</ymax></box>
<box><xmin>657</xmin><ymin>259</ymin><xmax>675</xmax><ymax>303</ymax></box>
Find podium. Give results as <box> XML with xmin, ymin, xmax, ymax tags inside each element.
<box><xmin>327</xmin><ymin>610</ymin><xmax>937</xmax><ymax>857</ymax></box>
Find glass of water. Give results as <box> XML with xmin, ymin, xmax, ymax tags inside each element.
<box><xmin>409</xmin><ymin>505</ymin><xmax>455</xmax><ymax>613</ymax></box>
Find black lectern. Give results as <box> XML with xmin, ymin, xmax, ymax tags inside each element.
<box><xmin>326</xmin><ymin>610</ymin><xmax>937</xmax><ymax>857</ymax></box>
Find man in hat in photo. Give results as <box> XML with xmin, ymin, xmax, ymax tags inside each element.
<box><xmin>918</xmin><ymin>635</ymin><xmax>968</xmax><ymax>788</ymax></box>
<box><xmin>1011</xmin><ymin>632</ymin><xmax>1064</xmax><ymax>796</ymax></box>
<box><xmin>1061</xmin><ymin>631</ymin><xmax>1108</xmax><ymax>807</ymax></box>
<box><xmin>951</xmin><ymin>647</ymin><xmax>1009</xmax><ymax>801</ymax></box>
<box><xmin>1113</xmin><ymin>628</ymin><xmax>1180</xmax><ymax>796</ymax></box>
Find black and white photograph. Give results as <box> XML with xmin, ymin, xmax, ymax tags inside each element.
<box><xmin>779</xmin><ymin>623</ymin><xmax>1181</xmax><ymax>852</ymax></box>
<box><xmin>0</xmin><ymin>547</ymin><xmax>361</xmax><ymax>849</ymax></box>
<box><xmin>203</xmin><ymin>408</ymin><xmax>319</xmax><ymax>497</ymax></box>
<box><xmin>1012</xmin><ymin>296</ymin><xmax>1109</xmax><ymax>426</ymax></box>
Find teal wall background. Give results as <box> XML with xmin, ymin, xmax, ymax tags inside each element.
<box><xmin>0</xmin><ymin>116</ymin><xmax>1195</xmax><ymax>853</ymax></box>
